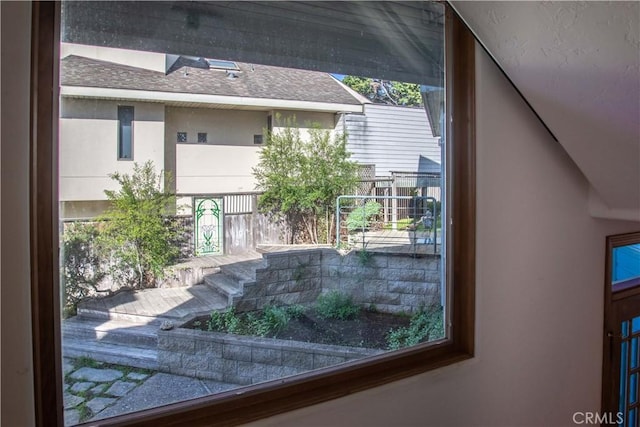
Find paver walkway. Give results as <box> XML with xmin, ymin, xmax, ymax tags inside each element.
<box><xmin>63</xmin><ymin>357</ymin><xmax>241</xmax><ymax>425</ymax></box>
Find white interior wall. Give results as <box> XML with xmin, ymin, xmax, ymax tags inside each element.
<box><xmin>451</xmin><ymin>1</ymin><xmax>640</xmax><ymax>221</ymax></box>
<box><xmin>1</xmin><ymin>2</ymin><xmax>36</xmax><ymax>426</ymax></box>
<box><xmin>2</xmin><ymin>4</ymin><xmax>640</xmax><ymax>427</ymax></box>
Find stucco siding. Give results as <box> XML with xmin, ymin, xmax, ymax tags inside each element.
<box><xmin>61</xmin><ymin>42</ymin><xmax>167</xmax><ymax>72</ymax></box>
<box><xmin>59</xmin><ymin>98</ymin><xmax>165</xmax><ymax>201</ymax></box>
<box><xmin>176</xmin><ymin>144</ymin><xmax>262</xmax><ymax>194</ymax></box>
<box><xmin>344</xmin><ymin>104</ymin><xmax>441</xmax><ymax>176</ymax></box>
<box><xmin>165</xmin><ymin>107</ymin><xmax>268</xmax><ymax>146</ymax></box>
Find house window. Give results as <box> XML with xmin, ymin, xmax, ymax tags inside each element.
<box><xmin>198</xmin><ymin>132</ymin><xmax>208</xmax><ymax>143</ymax></box>
<box><xmin>177</xmin><ymin>132</ymin><xmax>187</xmax><ymax>143</ymax></box>
<box><xmin>254</xmin><ymin>134</ymin><xmax>263</xmax><ymax>144</ymax></box>
<box><xmin>117</xmin><ymin>106</ymin><xmax>133</xmax><ymax>159</ymax></box>
<box><xmin>33</xmin><ymin>2</ymin><xmax>475</xmax><ymax>426</ymax></box>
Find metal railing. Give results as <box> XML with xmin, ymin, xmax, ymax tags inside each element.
<box><xmin>336</xmin><ymin>195</ymin><xmax>440</xmax><ymax>255</ymax></box>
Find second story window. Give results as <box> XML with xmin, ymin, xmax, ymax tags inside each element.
<box><xmin>198</xmin><ymin>132</ymin><xmax>208</xmax><ymax>143</ymax></box>
<box><xmin>117</xmin><ymin>106</ymin><xmax>133</xmax><ymax>159</ymax></box>
<box><xmin>177</xmin><ymin>132</ymin><xmax>187</xmax><ymax>143</ymax></box>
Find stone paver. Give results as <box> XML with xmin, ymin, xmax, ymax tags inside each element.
<box><xmin>70</xmin><ymin>381</ymin><xmax>95</xmax><ymax>393</ymax></box>
<box><xmin>86</xmin><ymin>397</ymin><xmax>117</xmax><ymax>414</ymax></box>
<box><xmin>63</xmin><ymin>392</ymin><xmax>85</xmax><ymax>410</ymax></box>
<box><xmin>126</xmin><ymin>372</ymin><xmax>149</xmax><ymax>381</ymax></box>
<box><xmin>70</xmin><ymin>367</ymin><xmax>123</xmax><ymax>382</ymax></box>
<box><xmin>105</xmin><ymin>380</ymin><xmax>137</xmax><ymax>397</ymax></box>
<box><xmin>90</xmin><ymin>384</ymin><xmax>107</xmax><ymax>395</ymax></box>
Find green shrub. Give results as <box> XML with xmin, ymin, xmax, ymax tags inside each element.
<box><xmin>250</xmin><ymin>305</ymin><xmax>290</xmax><ymax>337</ymax></box>
<box><xmin>61</xmin><ymin>222</ymin><xmax>105</xmax><ymax>317</ymax></box>
<box><xmin>207</xmin><ymin>304</ymin><xmax>306</xmax><ymax>338</ymax></box>
<box><xmin>99</xmin><ymin>161</ymin><xmax>180</xmax><ymax>288</ymax></box>
<box><xmin>346</xmin><ymin>201</ymin><xmax>382</xmax><ymax>232</ymax></box>
<box><xmin>207</xmin><ymin>308</ymin><xmax>242</xmax><ymax>334</ymax></box>
<box><xmin>285</xmin><ymin>304</ymin><xmax>306</xmax><ymax>319</ymax></box>
<box><xmin>315</xmin><ymin>291</ymin><xmax>360</xmax><ymax>320</ymax></box>
<box><xmin>386</xmin><ymin>305</ymin><xmax>444</xmax><ymax>350</ymax></box>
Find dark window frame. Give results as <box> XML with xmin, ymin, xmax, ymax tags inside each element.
<box><xmin>30</xmin><ymin>3</ymin><xmax>475</xmax><ymax>426</ymax></box>
<box><xmin>117</xmin><ymin>105</ymin><xmax>134</xmax><ymax>160</ymax></box>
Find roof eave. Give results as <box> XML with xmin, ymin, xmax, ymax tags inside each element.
<box><xmin>60</xmin><ymin>86</ymin><xmax>364</xmax><ymax>113</ymax></box>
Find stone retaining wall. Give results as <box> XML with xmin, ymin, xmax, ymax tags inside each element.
<box><xmin>234</xmin><ymin>249</ymin><xmax>440</xmax><ymax>314</ymax></box>
<box><xmin>158</xmin><ymin>328</ymin><xmax>382</xmax><ymax>384</ymax></box>
<box><xmin>321</xmin><ymin>250</ymin><xmax>441</xmax><ymax>313</ymax></box>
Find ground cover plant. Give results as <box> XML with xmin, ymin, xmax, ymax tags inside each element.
<box><xmin>184</xmin><ymin>294</ymin><xmax>444</xmax><ymax>350</ymax></box>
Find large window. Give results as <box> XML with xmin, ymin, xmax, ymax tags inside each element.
<box><xmin>31</xmin><ymin>2</ymin><xmax>475</xmax><ymax>426</ymax></box>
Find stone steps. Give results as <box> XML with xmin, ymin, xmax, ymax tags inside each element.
<box><xmin>62</xmin><ymin>317</ymin><xmax>159</xmax><ymax>370</ymax></box>
<box><xmin>63</xmin><ymin>338</ymin><xmax>158</xmax><ymax>371</ymax></box>
<box><xmin>63</xmin><ymin>317</ymin><xmax>159</xmax><ymax>348</ymax></box>
<box><xmin>203</xmin><ymin>258</ymin><xmax>266</xmax><ymax>307</ymax></box>
<box><xmin>220</xmin><ymin>259</ymin><xmax>265</xmax><ymax>283</ymax></box>
<box><xmin>203</xmin><ymin>274</ymin><xmax>242</xmax><ymax>306</ymax></box>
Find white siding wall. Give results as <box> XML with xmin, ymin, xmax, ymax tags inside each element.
<box><xmin>59</xmin><ymin>98</ymin><xmax>165</xmax><ymax>202</ymax></box>
<box><xmin>344</xmin><ymin>104</ymin><xmax>441</xmax><ymax>176</ymax></box>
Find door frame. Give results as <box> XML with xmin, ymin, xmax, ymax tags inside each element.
<box><xmin>603</xmin><ymin>231</ymin><xmax>640</xmax><ymax>420</ymax></box>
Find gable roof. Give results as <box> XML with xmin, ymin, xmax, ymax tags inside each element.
<box><xmin>61</xmin><ymin>55</ymin><xmax>363</xmax><ymax>106</ymax></box>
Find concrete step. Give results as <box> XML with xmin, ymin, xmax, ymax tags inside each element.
<box><xmin>203</xmin><ymin>273</ymin><xmax>242</xmax><ymax>305</ymax></box>
<box><xmin>76</xmin><ymin>307</ymin><xmax>168</xmax><ymax>325</ymax></box>
<box><xmin>219</xmin><ymin>259</ymin><xmax>265</xmax><ymax>283</ymax></box>
<box><xmin>62</xmin><ymin>317</ymin><xmax>159</xmax><ymax>349</ymax></box>
<box><xmin>63</xmin><ymin>338</ymin><xmax>158</xmax><ymax>371</ymax></box>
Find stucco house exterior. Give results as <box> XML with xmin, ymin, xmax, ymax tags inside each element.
<box><xmin>59</xmin><ymin>43</ymin><xmax>370</xmax><ymax>220</ymax></box>
<box><xmin>59</xmin><ymin>43</ymin><xmax>443</xmax><ymax>223</ymax></box>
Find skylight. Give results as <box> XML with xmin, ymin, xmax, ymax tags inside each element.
<box><xmin>206</xmin><ymin>59</ymin><xmax>239</xmax><ymax>70</ymax></box>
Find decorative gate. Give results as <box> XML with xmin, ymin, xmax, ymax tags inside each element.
<box><xmin>194</xmin><ymin>197</ymin><xmax>223</xmax><ymax>255</ymax></box>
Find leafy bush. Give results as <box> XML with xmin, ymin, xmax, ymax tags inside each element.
<box><xmin>253</xmin><ymin>115</ymin><xmax>358</xmax><ymax>244</ymax></box>
<box><xmin>386</xmin><ymin>305</ymin><xmax>444</xmax><ymax>350</ymax></box>
<box><xmin>346</xmin><ymin>201</ymin><xmax>382</xmax><ymax>232</ymax></box>
<box><xmin>207</xmin><ymin>308</ymin><xmax>242</xmax><ymax>334</ymax></box>
<box><xmin>315</xmin><ymin>291</ymin><xmax>360</xmax><ymax>320</ymax></box>
<box><xmin>249</xmin><ymin>305</ymin><xmax>291</xmax><ymax>337</ymax></box>
<box><xmin>99</xmin><ymin>161</ymin><xmax>181</xmax><ymax>288</ymax></box>
<box><xmin>61</xmin><ymin>222</ymin><xmax>106</xmax><ymax>316</ymax></box>
<box><xmin>207</xmin><ymin>305</ymin><xmax>306</xmax><ymax>338</ymax></box>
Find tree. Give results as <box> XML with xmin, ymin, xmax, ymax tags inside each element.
<box><xmin>99</xmin><ymin>161</ymin><xmax>180</xmax><ymax>288</ymax></box>
<box><xmin>253</xmin><ymin>117</ymin><xmax>358</xmax><ymax>244</ymax></box>
<box><xmin>342</xmin><ymin>75</ymin><xmax>423</xmax><ymax>107</ymax></box>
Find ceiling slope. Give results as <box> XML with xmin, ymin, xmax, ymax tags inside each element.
<box><xmin>452</xmin><ymin>1</ymin><xmax>640</xmax><ymax>221</ymax></box>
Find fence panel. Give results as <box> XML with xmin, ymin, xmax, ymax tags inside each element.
<box><xmin>336</xmin><ymin>195</ymin><xmax>440</xmax><ymax>255</ymax></box>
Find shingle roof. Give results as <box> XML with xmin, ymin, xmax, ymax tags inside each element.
<box><xmin>61</xmin><ymin>55</ymin><xmax>362</xmax><ymax>106</ymax></box>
